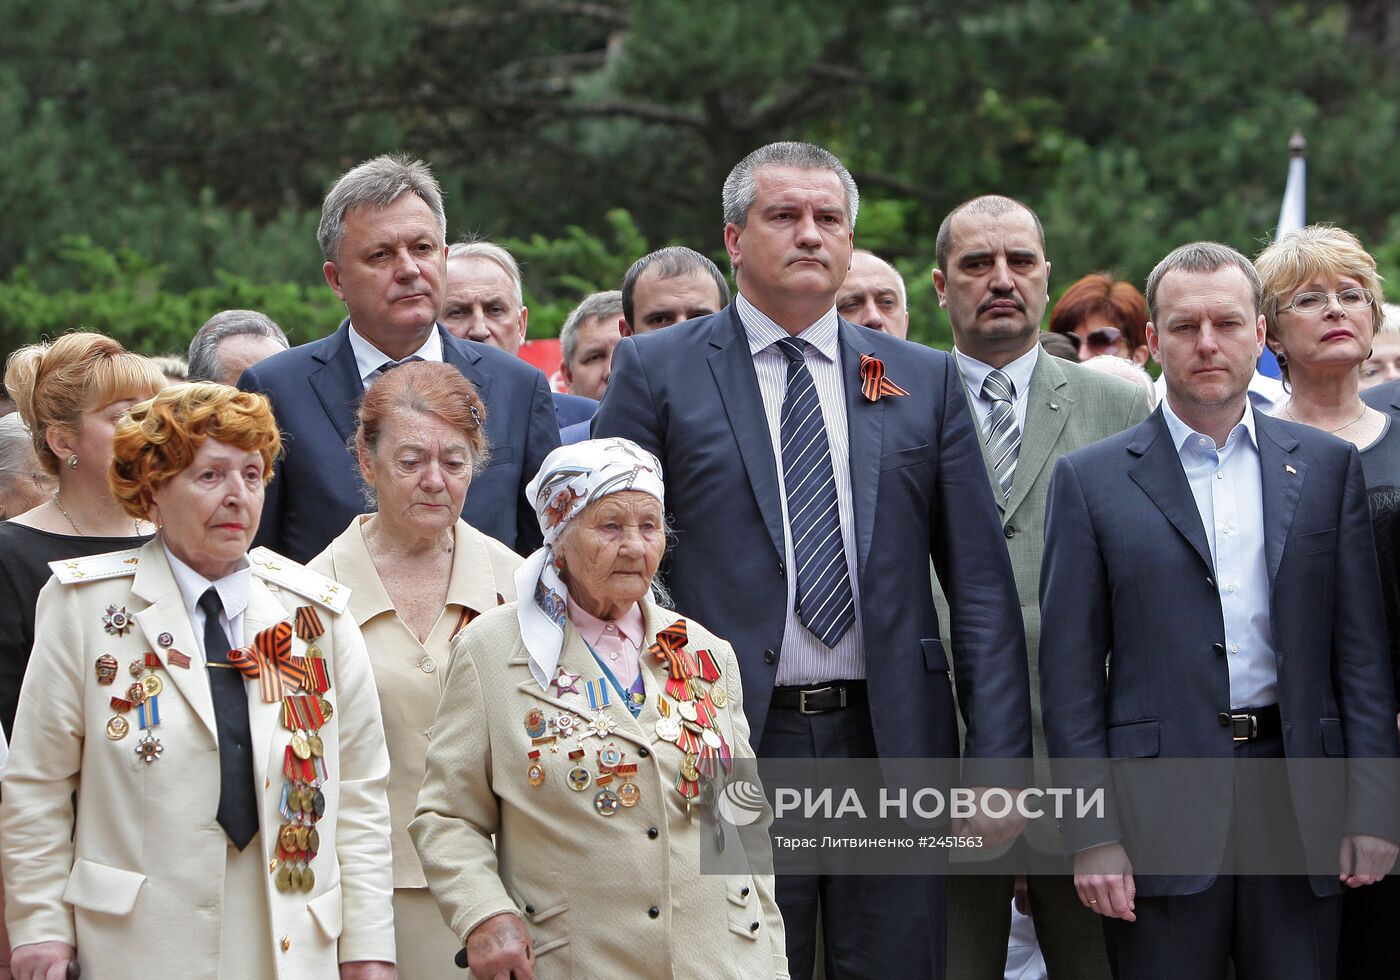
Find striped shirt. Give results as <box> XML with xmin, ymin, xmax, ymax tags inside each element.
<box><xmin>737</xmin><ymin>293</ymin><xmax>866</xmax><ymax>685</ymax></box>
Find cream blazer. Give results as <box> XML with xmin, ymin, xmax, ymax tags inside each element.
<box><xmin>410</xmin><ymin>598</ymin><xmax>789</xmax><ymax>980</ymax></box>
<box><xmin>0</xmin><ymin>541</ymin><xmax>395</xmax><ymax>980</ymax></box>
<box><xmin>309</xmin><ymin>517</ymin><xmax>521</xmax><ymax>889</ymax></box>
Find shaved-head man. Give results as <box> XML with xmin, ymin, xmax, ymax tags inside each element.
<box><xmin>837</xmin><ymin>249</ymin><xmax>908</xmax><ymax>338</ymax></box>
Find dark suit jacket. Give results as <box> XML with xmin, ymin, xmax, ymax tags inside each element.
<box><xmin>552</xmin><ymin>392</ymin><xmax>597</xmax><ymax>431</ymax></box>
<box><xmin>1040</xmin><ymin>407</ymin><xmax>1399</xmax><ymax>896</ymax></box>
<box><xmin>239</xmin><ymin>321</ymin><xmax>559</xmax><ymax>562</ymax></box>
<box><xmin>1362</xmin><ymin>378</ymin><xmax>1400</xmax><ymax>413</ymax></box>
<box><xmin>593</xmin><ymin>305</ymin><xmax>1032</xmax><ymax>771</ymax></box>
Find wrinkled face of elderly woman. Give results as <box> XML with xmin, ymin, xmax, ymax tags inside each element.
<box><xmin>148</xmin><ymin>439</ymin><xmax>265</xmax><ymax>580</ymax></box>
<box><xmin>556</xmin><ymin>490</ymin><xmax>665</xmax><ymax>617</ymax></box>
<box><xmin>360</xmin><ymin>408</ymin><xmax>473</xmax><ymax>536</ymax></box>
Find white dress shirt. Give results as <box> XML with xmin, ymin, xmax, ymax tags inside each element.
<box><xmin>1160</xmin><ymin>399</ymin><xmax>1278</xmax><ymax>708</ymax></box>
<box><xmin>954</xmin><ymin>345</ymin><xmax>1040</xmax><ymax>433</ymax></box>
<box><xmin>347</xmin><ymin>322</ymin><xmax>443</xmax><ymax>388</ymax></box>
<box><xmin>163</xmin><ymin>545</ymin><xmax>254</xmax><ymax>657</ymax></box>
<box><xmin>737</xmin><ymin>292</ymin><xmax>866</xmax><ymax>685</ymax></box>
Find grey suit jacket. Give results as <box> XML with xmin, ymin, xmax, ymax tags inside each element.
<box><xmin>936</xmin><ymin>348</ymin><xmax>1150</xmax><ymax>853</ymax></box>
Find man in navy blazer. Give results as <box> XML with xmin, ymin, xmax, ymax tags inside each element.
<box><xmin>238</xmin><ymin>155</ymin><xmax>558</xmax><ymax>563</ymax></box>
<box><xmin>593</xmin><ymin>142</ymin><xmax>1032</xmax><ymax>980</ymax></box>
<box><xmin>1040</xmin><ymin>242</ymin><xmax>1400</xmax><ymax>978</ymax></box>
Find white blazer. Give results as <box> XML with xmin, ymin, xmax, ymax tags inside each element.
<box><xmin>0</xmin><ymin>540</ymin><xmax>395</xmax><ymax>980</ymax></box>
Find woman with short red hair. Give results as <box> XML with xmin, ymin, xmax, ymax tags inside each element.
<box><xmin>1049</xmin><ymin>273</ymin><xmax>1151</xmax><ymax>365</ymax></box>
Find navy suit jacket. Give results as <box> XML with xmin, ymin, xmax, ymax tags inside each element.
<box><xmin>592</xmin><ymin>305</ymin><xmax>1032</xmax><ymax>770</ymax></box>
<box><xmin>1040</xmin><ymin>407</ymin><xmax>1400</xmax><ymax>896</ymax></box>
<box><xmin>552</xmin><ymin>392</ymin><xmax>596</xmax><ymax>431</ymax></box>
<box><xmin>1362</xmin><ymin>378</ymin><xmax>1400</xmax><ymax>414</ymax></box>
<box><xmin>239</xmin><ymin>321</ymin><xmax>559</xmax><ymax>563</ymax></box>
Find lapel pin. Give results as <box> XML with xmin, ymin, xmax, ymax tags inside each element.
<box><xmin>1285</xmin><ymin>464</ymin><xmax>1297</xmax><ymax>475</ymax></box>
<box><xmin>553</xmin><ymin>667</ymin><xmax>580</xmax><ymax>696</ymax></box>
<box><xmin>1049</xmin><ymin>402</ymin><xmax>1060</xmax><ymax>411</ymax></box>
<box><xmin>157</xmin><ymin>631</ymin><xmax>173</xmax><ymax>648</ymax></box>
<box><xmin>102</xmin><ymin>605</ymin><xmax>133</xmax><ymax>637</ymax></box>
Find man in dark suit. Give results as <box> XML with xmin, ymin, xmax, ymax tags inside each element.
<box><xmin>933</xmin><ymin>195</ymin><xmax>1147</xmax><ymax>980</ymax></box>
<box><xmin>239</xmin><ymin>154</ymin><xmax>558</xmax><ymax>562</ymax></box>
<box><xmin>1040</xmin><ymin>241</ymin><xmax>1400</xmax><ymax>978</ymax></box>
<box><xmin>593</xmin><ymin>141</ymin><xmax>1032</xmax><ymax>980</ymax></box>
<box><xmin>1361</xmin><ymin>377</ymin><xmax>1400</xmax><ymax>414</ymax></box>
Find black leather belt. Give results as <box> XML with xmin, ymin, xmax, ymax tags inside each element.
<box><xmin>1219</xmin><ymin>704</ymin><xmax>1281</xmax><ymax>742</ymax></box>
<box><xmin>771</xmin><ymin>681</ymin><xmax>866</xmax><ymax>714</ymax></box>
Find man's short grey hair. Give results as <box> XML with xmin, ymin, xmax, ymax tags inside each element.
<box><xmin>560</xmin><ymin>290</ymin><xmax>625</xmax><ymax>365</ymax></box>
<box><xmin>852</xmin><ymin>249</ymin><xmax>907</xmax><ymax>308</ymax></box>
<box><xmin>1144</xmin><ymin>241</ymin><xmax>1262</xmax><ymax>321</ymax></box>
<box><xmin>934</xmin><ymin>195</ymin><xmax>1046</xmax><ymax>272</ymax></box>
<box><xmin>620</xmin><ymin>247</ymin><xmax>730</xmax><ymax>325</ymax></box>
<box><xmin>317</xmin><ymin>154</ymin><xmax>446</xmax><ymax>263</ymax></box>
<box><xmin>447</xmin><ymin>240</ymin><xmax>524</xmax><ymax>309</ymax></box>
<box><xmin>187</xmin><ymin>310</ymin><xmax>290</xmax><ymax>383</ymax></box>
<box><xmin>0</xmin><ymin>412</ymin><xmax>37</xmax><ymax>486</ymax></box>
<box><xmin>722</xmin><ymin>142</ymin><xmax>860</xmax><ymax>230</ymax></box>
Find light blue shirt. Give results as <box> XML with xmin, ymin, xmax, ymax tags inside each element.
<box><xmin>736</xmin><ymin>292</ymin><xmax>866</xmax><ymax>685</ymax></box>
<box><xmin>1160</xmin><ymin>399</ymin><xmax>1278</xmax><ymax>709</ymax></box>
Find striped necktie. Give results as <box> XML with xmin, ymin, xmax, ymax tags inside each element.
<box><xmin>776</xmin><ymin>337</ymin><xmax>855</xmax><ymax>648</ymax></box>
<box><xmin>981</xmin><ymin>368</ymin><xmax>1020</xmax><ymax>499</ymax></box>
<box><xmin>372</xmin><ymin>354</ymin><xmax>424</xmax><ymax>383</ymax></box>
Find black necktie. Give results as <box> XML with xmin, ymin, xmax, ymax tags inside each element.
<box><xmin>199</xmin><ymin>588</ymin><xmax>258</xmax><ymax>850</ymax></box>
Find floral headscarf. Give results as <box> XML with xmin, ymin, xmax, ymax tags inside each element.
<box><xmin>514</xmin><ymin>437</ymin><xmax>665</xmax><ymax>688</ymax></box>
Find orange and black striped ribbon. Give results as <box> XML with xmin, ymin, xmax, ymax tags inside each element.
<box><xmin>229</xmin><ymin>621</ymin><xmax>308</xmax><ymax>703</ymax></box>
<box><xmin>648</xmin><ymin>620</ymin><xmax>690</xmax><ymax>679</ymax></box>
<box><xmin>450</xmin><ymin>607</ymin><xmax>479</xmax><ymax>639</ymax></box>
<box><xmin>858</xmin><ymin>354</ymin><xmax>910</xmax><ymax>402</ymax></box>
<box><xmin>294</xmin><ymin>606</ymin><xmax>324</xmax><ymax>641</ymax></box>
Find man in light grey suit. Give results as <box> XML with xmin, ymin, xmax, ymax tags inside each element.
<box><xmin>931</xmin><ymin>195</ymin><xmax>1149</xmax><ymax>979</ymax></box>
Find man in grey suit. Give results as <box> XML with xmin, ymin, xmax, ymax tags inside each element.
<box><xmin>932</xmin><ymin>195</ymin><xmax>1149</xmax><ymax>980</ymax></box>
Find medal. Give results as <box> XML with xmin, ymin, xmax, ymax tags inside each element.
<box><xmin>142</xmin><ymin>673</ymin><xmax>163</xmax><ymax>697</ymax></box>
<box><xmin>590</xmin><ymin>714</ymin><xmax>617</xmax><ymax>739</ymax></box>
<box><xmin>553</xmin><ymin>667</ymin><xmax>581</xmax><ymax>696</ymax></box>
<box><xmin>593</xmin><ymin>788</ymin><xmax>621</xmax><ymax>817</ymax></box>
<box><xmin>598</xmin><ymin>742</ymin><xmax>623</xmax><ymax>770</ymax></box>
<box><xmin>278</xmin><ymin>824</ymin><xmax>299</xmax><ymax>852</ymax></box>
<box><xmin>680</xmin><ymin>754</ymin><xmax>700</xmax><ymax>782</ymax></box>
<box><xmin>307</xmin><ymin>733</ymin><xmax>324</xmax><ymax>758</ymax></box>
<box><xmin>555</xmin><ymin>713</ymin><xmax>575</xmax><ymax>735</ymax></box>
<box><xmin>524</xmin><ymin>707</ymin><xmax>547</xmax><ymax>739</ymax></box>
<box><xmin>129</xmin><ymin>658</ymin><xmax>146</xmax><ymax>678</ymax></box>
<box><xmin>103</xmin><ymin>605</ymin><xmax>133</xmax><ymax>637</ymax></box>
<box><xmin>318</xmin><ymin>697</ymin><xmax>334</xmax><ymax>722</ymax></box>
<box><xmin>709</xmin><ymin>684</ymin><xmax>728</xmax><ymax>709</ymax></box>
<box><xmin>275</xmin><ymin>862</ymin><xmax>293</xmax><ymax>893</ymax></box>
<box><xmin>291</xmin><ymin>732</ymin><xmax>312</xmax><ymax>760</ymax></box>
<box><xmin>702</xmin><ymin>728</ymin><xmax>722</xmax><ymax>750</ymax></box>
<box><xmin>677</xmin><ymin>699</ymin><xmax>699</xmax><ymax>722</ymax></box>
<box><xmin>527</xmin><ymin>750</ymin><xmax>545</xmax><ymax>786</ymax></box>
<box><xmin>566</xmin><ymin>749</ymin><xmax>591</xmax><ymax>791</ymax></box>
<box><xmin>617</xmin><ymin>765</ymin><xmax>641</xmax><ymax>808</ymax></box>
<box><xmin>105</xmin><ymin>716</ymin><xmax>129</xmax><ymax>740</ymax></box>
<box><xmin>655</xmin><ymin>716</ymin><xmax>681</xmax><ymax>742</ymax></box>
<box><xmin>135</xmin><ymin>734</ymin><xmax>163</xmax><ymax>764</ymax></box>
<box><xmin>300</xmin><ymin>864</ymin><xmax>315</xmax><ymax>891</ymax></box>
<box><xmin>307</xmin><ymin>827</ymin><xmax>320</xmax><ymax>853</ymax></box>
<box><xmin>126</xmin><ymin>682</ymin><xmax>147</xmax><ymax>706</ymax></box>
<box><xmin>95</xmin><ymin>654</ymin><xmax>118</xmax><ymax>685</ymax></box>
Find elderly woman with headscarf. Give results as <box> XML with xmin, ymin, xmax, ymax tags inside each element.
<box><xmin>310</xmin><ymin>362</ymin><xmax>522</xmax><ymax>978</ymax></box>
<box><xmin>0</xmin><ymin>383</ymin><xmax>395</xmax><ymax>980</ymax></box>
<box><xmin>410</xmin><ymin>438</ymin><xmax>787</xmax><ymax>980</ymax></box>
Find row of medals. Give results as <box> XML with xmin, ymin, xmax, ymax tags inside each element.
<box><xmin>100</xmin><ymin>653</ymin><xmax>168</xmax><ymax>763</ymax></box>
<box><xmin>274</xmin><ymin>626</ymin><xmax>333</xmax><ymax>894</ymax></box>
<box><xmin>521</xmin><ymin>673</ymin><xmax>730</xmax><ymax>815</ymax></box>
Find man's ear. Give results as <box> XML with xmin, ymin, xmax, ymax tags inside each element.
<box><xmin>324</xmin><ymin>261</ymin><xmax>346</xmax><ymax>302</ymax></box>
<box><xmin>618</xmin><ymin>315</ymin><xmax>633</xmax><ymax>338</ymax></box>
<box><xmin>518</xmin><ymin>306</ymin><xmax>530</xmax><ymax>345</ymax></box>
<box><xmin>932</xmin><ymin>267</ymin><xmax>949</xmax><ymax>309</ymax></box>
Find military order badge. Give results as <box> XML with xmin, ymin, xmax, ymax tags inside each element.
<box><xmin>102</xmin><ymin>605</ymin><xmax>134</xmax><ymax>637</ymax></box>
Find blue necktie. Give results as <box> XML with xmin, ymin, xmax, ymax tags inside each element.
<box><xmin>776</xmin><ymin>337</ymin><xmax>855</xmax><ymax>648</ymax></box>
<box><xmin>981</xmin><ymin>368</ymin><xmax>1020</xmax><ymax>499</ymax></box>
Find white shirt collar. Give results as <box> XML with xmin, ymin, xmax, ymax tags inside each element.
<box><xmin>347</xmin><ymin>322</ymin><xmax>444</xmax><ymax>386</ymax></box>
<box><xmin>162</xmin><ymin>542</ymin><xmax>253</xmax><ymax>650</ymax></box>
<box><xmin>953</xmin><ymin>344</ymin><xmax>1040</xmax><ymax>402</ymax></box>
<box><xmin>1160</xmin><ymin>394</ymin><xmax>1259</xmax><ymax>454</ymax></box>
<box><xmin>737</xmin><ymin>293</ymin><xmax>840</xmax><ymax>361</ymax></box>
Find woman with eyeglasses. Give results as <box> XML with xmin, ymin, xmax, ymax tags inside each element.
<box><xmin>1048</xmin><ymin>272</ymin><xmax>1151</xmax><ymax>365</ymax></box>
<box><xmin>1255</xmin><ymin>224</ymin><xmax>1399</xmax><ymax>979</ymax></box>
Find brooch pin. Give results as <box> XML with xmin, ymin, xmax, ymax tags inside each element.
<box><xmin>553</xmin><ymin>667</ymin><xmax>581</xmax><ymax>696</ymax></box>
<box><xmin>103</xmin><ymin>605</ymin><xmax>134</xmax><ymax>637</ymax></box>
<box><xmin>858</xmin><ymin>354</ymin><xmax>909</xmax><ymax>402</ymax></box>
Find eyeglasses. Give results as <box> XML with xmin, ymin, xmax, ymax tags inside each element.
<box><xmin>1278</xmin><ymin>287</ymin><xmax>1374</xmax><ymax>315</ymax></box>
<box><xmin>1085</xmin><ymin>326</ymin><xmax>1123</xmax><ymax>351</ymax></box>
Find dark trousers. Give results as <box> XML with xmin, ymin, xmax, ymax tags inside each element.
<box><xmin>759</xmin><ymin>697</ymin><xmax>945</xmax><ymax>980</ymax></box>
<box><xmin>947</xmin><ymin>869</ymin><xmax>1110</xmax><ymax>979</ymax></box>
<box><xmin>1104</xmin><ymin>730</ymin><xmax>1342</xmax><ymax>980</ymax></box>
<box><xmin>1339</xmin><ymin>875</ymin><xmax>1400</xmax><ymax>978</ymax></box>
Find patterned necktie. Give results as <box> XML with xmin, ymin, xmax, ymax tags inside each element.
<box><xmin>981</xmin><ymin>368</ymin><xmax>1020</xmax><ymax>499</ymax></box>
<box><xmin>200</xmin><ymin>588</ymin><xmax>258</xmax><ymax>850</ymax></box>
<box><xmin>776</xmin><ymin>337</ymin><xmax>856</xmax><ymax>648</ymax></box>
<box><xmin>373</xmin><ymin>354</ymin><xmax>424</xmax><ymax>382</ymax></box>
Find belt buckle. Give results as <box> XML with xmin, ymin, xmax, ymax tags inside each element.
<box><xmin>1230</xmin><ymin>712</ymin><xmax>1257</xmax><ymax>742</ymax></box>
<box><xmin>799</xmin><ymin>685</ymin><xmax>845</xmax><ymax>715</ymax></box>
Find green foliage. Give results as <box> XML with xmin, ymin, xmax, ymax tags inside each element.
<box><xmin>2</xmin><ymin>0</ymin><xmax>1399</xmax><ymax>356</ymax></box>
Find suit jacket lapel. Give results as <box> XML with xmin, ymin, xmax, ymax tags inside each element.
<box><xmin>441</xmin><ymin>326</ymin><xmax>494</xmax><ymax>403</ymax></box>
<box><xmin>1256</xmin><ymin>413</ymin><xmax>1304</xmax><ymax>586</ymax></box>
<box><xmin>707</xmin><ymin>308</ymin><xmax>786</xmax><ymax>562</ymax></box>
<box><xmin>131</xmin><ymin>543</ymin><xmax>217</xmax><ymax>739</ymax></box>
<box><xmin>1006</xmin><ymin>348</ymin><xmax>1071</xmax><ymax>519</ymax></box>
<box><xmin>1127</xmin><ymin>410</ymin><xmax>1215</xmax><ymax>573</ymax></box>
<box><xmin>839</xmin><ymin>321</ymin><xmax>884</xmax><ymax>576</ymax></box>
<box><xmin>308</xmin><ymin>320</ymin><xmax>368</xmax><ymax>445</ymax></box>
<box><xmin>958</xmin><ymin>383</ymin><xmax>1006</xmax><ymax>518</ymax></box>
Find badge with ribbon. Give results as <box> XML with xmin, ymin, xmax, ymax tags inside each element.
<box><xmin>230</xmin><ymin>621</ymin><xmax>308</xmax><ymax>703</ymax></box>
<box><xmin>858</xmin><ymin>353</ymin><xmax>909</xmax><ymax>402</ymax></box>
